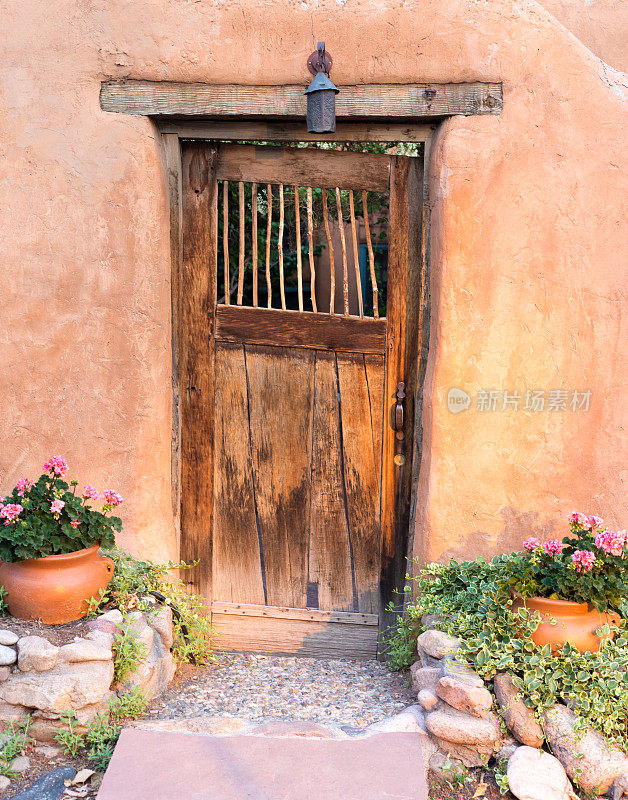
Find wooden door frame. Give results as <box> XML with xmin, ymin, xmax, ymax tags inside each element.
<box><xmin>139</xmin><ymin>78</ymin><xmax>501</xmax><ymax>642</ymax></box>
<box><xmin>164</xmin><ymin>125</ymin><xmax>432</xmax><ymax>635</ymax></box>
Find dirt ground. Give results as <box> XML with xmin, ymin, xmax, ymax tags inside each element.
<box><xmin>428</xmin><ymin>770</ymin><xmax>508</xmax><ymax>799</ymax></box>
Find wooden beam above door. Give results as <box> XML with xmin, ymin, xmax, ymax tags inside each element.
<box><xmin>100</xmin><ymin>80</ymin><xmax>503</xmax><ymax>120</ymax></box>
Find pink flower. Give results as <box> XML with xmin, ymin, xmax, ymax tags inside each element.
<box><xmin>523</xmin><ymin>537</ymin><xmax>541</xmax><ymax>551</ymax></box>
<box><xmin>102</xmin><ymin>490</ymin><xmax>123</xmax><ymax>507</ymax></box>
<box><xmin>70</xmin><ymin>520</ymin><xmax>80</xmax><ymax>529</ymax></box>
<box><xmin>595</xmin><ymin>530</ymin><xmax>627</xmax><ymax>557</ymax></box>
<box><xmin>572</xmin><ymin>549</ymin><xmax>596</xmax><ymax>572</ymax></box>
<box><xmin>568</xmin><ymin>512</ymin><xmax>592</xmax><ymax>529</ymax></box>
<box><xmin>0</xmin><ymin>504</ymin><xmax>23</xmax><ymax>525</ymax></box>
<box><xmin>588</xmin><ymin>515</ymin><xmax>604</xmax><ymax>529</ymax></box>
<box><xmin>543</xmin><ymin>539</ymin><xmax>563</xmax><ymax>555</ymax></box>
<box><xmin>82</xmin><ymin>484</ymin><xmax>100</xmax><ymax>501</ymax></box>
<box><xmin>50</xmin><ymin>500</ymin><xmax>65</xmax><ymax>515</ymax></box>
<box><xmin>15</xmin><ymin>478</ymin><xmax>32</xmax><ymax>498</ymax></box>
<box><xmin>43</xmin><ymin>456</ymin><xmax>69</xmax><ymax>477</ymax></box>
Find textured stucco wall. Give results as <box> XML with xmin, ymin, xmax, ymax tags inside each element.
<box><xmin>539</xmin><ymin>0</ymin><xmax>627</xmax><ymax>71</ymax></box>
<box><xmin>0</xmin><ymin>0</ymin><xmax>626</xmax><ymax>567</ymax></box>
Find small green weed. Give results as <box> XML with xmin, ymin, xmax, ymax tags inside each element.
<box><xmin>0</xmin><ymin>720</ymin><xmax>31</xmax><ymax>775</ymax></box>
<box><xmin>112</xmin><ymin>624</ymin><xmax>147</xmax><ymax>684</ymax></box>
<box><xmin>107</xmin><ymin>687</ymin><xmax>149</xmax><ymax>720</ymax></box>
<box><xmin>441</xmin><ymin>757</ymin><xmax>471</xmax><ymax>789</ymax></box>
<box><xmin>54</xmin><ymin>711</ymin><xmax>85</xmax><ymax>757</ymax></box>
<box><xmin>84</xmin><ymin>715</ymin><xmax>121</xmax><ymax>771</ymax></box>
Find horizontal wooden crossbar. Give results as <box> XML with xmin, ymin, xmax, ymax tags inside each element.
<box><xmin>159</xmin><ymin>121</ymin><xmax>436</xmax><ymax>143</ymax></box>
<box><xmin>217</xmin><ymin>144</ymin><xmax>391</xmax><ymax>192</ymax></box>
<box><xmin>211</xmin><ymin>602</ymin><xmax>379</xmax><ymax>626</ymax></box>
<box><xmin>215</xmin><ymin>305</ymin><xmax>387</xmax><ymax>354</ymax></box>
<box><xmin>100</xmin><ymin>81</ymin><xmax>503</xmax><ymax>119</ymax></box>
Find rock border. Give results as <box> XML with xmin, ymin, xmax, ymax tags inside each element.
<box><xmin>0</xmin><ymin>605</ymin><xmax>176</xmax><ymax>743</ymax></box>
<box><xmin>406</xmin><ymin>616</ymin><xmax>628</xmax><ymax>800</ymax></box>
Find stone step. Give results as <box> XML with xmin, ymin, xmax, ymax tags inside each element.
<box><xmin>96</xmin><ymin>727</ymin><xmax>428</xmax><ymax>800</ymax></box>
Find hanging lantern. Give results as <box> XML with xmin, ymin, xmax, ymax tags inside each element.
<box><xmin>305</xmin><ymin>42</ymin><xmax>339</xmax><ymax>134</ymax></box>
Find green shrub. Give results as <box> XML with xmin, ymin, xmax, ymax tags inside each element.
<box><xmin>390</xmin><ymin>553</ymin><xmax>628</xmax><ymax>751</ymax></box>
<box><xmin>90</xmin><ymin>549</ymin><xmax>216</xmax><ymax>666</ymax></box>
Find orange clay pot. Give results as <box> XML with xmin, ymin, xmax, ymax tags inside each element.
<box><xmin>0</xmin><ymin>544</ymin><xmax>114</xmax><ymax>624</ymax></box>
<box><xmin>512</xmin><ymin>596</ymin><xmax>621</xmax><ymax>653</ymax></box>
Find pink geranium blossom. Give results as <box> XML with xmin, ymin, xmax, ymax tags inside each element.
<box><xmin>523</xmin><ymin>537</ymin><xmax>541</xmax><ymax>551</ymax></box>
<box><xmin>102</xmin><ymin>490</ymin><xmax>123</xmax><ymax>507</ymax></box>
<box><xmin>572</xmin><ymin>549</ymin><xmax>596</xmax><ymax>572</ymax></box>
<box><xmin>588</xmin><ymin>515</ymin><xmax>604</xmax><ymax>528</ymax></box>
<box><xmin>43</xmin><ymin>456</ymin><xmax>69</xmax><ymax>477</ymax></box>
<box><xmin>82</xmin><ymin>484</ymin><xmax>100</xmax><ymax>501</ymax></box>
<box><xmin>595</xmin><ymin>530</ymin><xmax>627</xmax><ymax>557</ymax></box>
<box><xmin>50</xmin><ymin>500</ymin><xmax>65</xmax><ymax>515</ymax></box>
<box><xmin>70</xmin><ymin>520</ymin><xmax>80</xmax><ymax>529</ymax></box>
<box><xmin>0</xmin><ymin>504</ymin><xmax>23</xmax><ymax>525</ymax></box>
<box><xmin>15</xmin><ymin>478</ymin><xmax>32</xmax><ymax>497</ymax></box>
<box><xmin>568</xmin><ymin>512</ymin><xmax>592</xmax><ymax>530</ymax></box>
<box><xmin>543</xmin><ymin>539</ymin><xmax>563</xmax><ymax>555</ymax></box>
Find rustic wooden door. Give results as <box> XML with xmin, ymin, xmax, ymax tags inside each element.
<box><xmin>179</xmin><ymin>141</ymin><xmax>423</xmax><ymax>659</ymax></box>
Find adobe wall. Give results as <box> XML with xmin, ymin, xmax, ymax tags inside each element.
<box><xmin>0</xmin><ymin>0</ymin><xmax>625</xmax><ymax>567</ymax></box>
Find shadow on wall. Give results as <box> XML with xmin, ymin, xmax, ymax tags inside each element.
<box><xmin>438</xmin><ymin>506</ymin><xmax>558</xmax><ymax>563</ymax></box>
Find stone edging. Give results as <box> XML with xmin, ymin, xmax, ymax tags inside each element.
<box><xmin>0</xmin><ymin>606</ymin><xmax>176</xmax><ymax>742</ymax></box>
<box><xmin>408</xmin><ymin>618</ymin><xmax>628</xmax><ymax>800</ymax></box>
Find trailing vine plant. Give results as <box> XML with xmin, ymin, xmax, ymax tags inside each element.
<box><xmin>388</xmin><ymin>514</ymin><xmax>628</xmax><ymax>752</ymax></box>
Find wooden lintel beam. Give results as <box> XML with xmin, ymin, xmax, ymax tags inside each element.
<box><xmin>100</xmin><ymin>80</ymin><xmax>503</xmax><ymax>120</ymax></box>
<box><xmin>158</xmin><ymin>120</ymin><xmax>436</xmax><ymax>143</ymax></box>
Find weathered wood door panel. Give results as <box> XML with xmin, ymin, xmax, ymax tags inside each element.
<box><xmin>180</xmin><ymin>142</ymin><xmax>423</xmax><ymax>659</ymax></box>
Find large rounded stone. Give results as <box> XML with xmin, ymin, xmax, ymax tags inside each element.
<box><xmin>148</xmin><ymin>605</ymin><xmax>174</xmax><ymax>650</ymax></box>
<box><xmin>59</xmin><ymin>638</ymin><xmax>112</xmax><ymax>663</ymax></box>
<box><xmin>0</xmin><ymin>659</ymin><xmax>114</xmax><ymax>712</ymax></box>
<box><xmin>366</xmin><ymin>705</ymin><xmax>425</xmax><ymax>734</ymax></box>
<box><xmin>543</xmin><ymin>704</ymin><xmax>628</xmax><ymax>794</ymax></box>
<box><xmin>17</xmin><ymin>637</ymin><xmax>59</xmax><ymax>672</ymax></box>
<box><xmin>0</xmin><ymin>631</ymin><xmax>18</xmax><ymax>646</ymax></box>
<box><xmin>494</xmin><ymin>673</ymin><xmax>544</xmax><ymax>748</ymax></box>
<box><xmin>410</xmin><ymin>662</ymin><xmax>440</xmax><ymax>693</ymax></box>
<box><xmin>435</xmin><ymin>676</ymin><xmax>492</xmax><ymax>718</ymax></box>
<box><xmin>434</xmin><ymin>737</ymin><xmax>495</xmax><ymax>767</ymax></box>
<box><xmin>507</xmin><ymin>745</ymin><xmax>577</xmax><ymax>800</ymax></box>
<box><xmin>440</xmin><ymin>656</ymin><xmax>484</xmax><ymax>687</ymax></box>
<box><xmin>417</xmin><ymin>629</ymin><xmax>460</xmax><ymax>660</ymax></box>
<box><xmin>417</xmin><ymin>689</ymin><xmax>439</xmax><ymax>712</ymax></box>
<box><xmin>425</xmin><ymin>706</ymin><xmax>501</xmax><ymax>746</ymax></box>
<box><xmin>0</xmin><ymin>645</ymin><xmax>16</xmax><ymax>666</ymax></box>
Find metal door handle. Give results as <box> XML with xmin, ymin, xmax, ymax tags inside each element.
<box><xmin>394</xmin><ymin>381</ymin><xmax>406</xmax><ymax>466</ymax></box>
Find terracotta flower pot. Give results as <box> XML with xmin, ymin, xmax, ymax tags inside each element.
<box><xmin>512</xmin><ymin>595</ymin><xmax>621</xmax><ymax>653</ymax></box>
<box><xmin>0</xmin><ymin>544</ymin><xmax>114</xmax><ymax>624</ymax></box>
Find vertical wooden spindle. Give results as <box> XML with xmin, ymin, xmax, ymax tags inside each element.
<box><xmin>222</xmin><ymin>181</ymin><xmax>230</xmax><ymax>305</ymax></box>
<box><xmin>307</xmin><ymin>187</ymin><xmax>317</xmax><ymax>313</ymax></box>
<box><xmin>237</xmin><ymin>181</ymin><xmax>245</xmax><ymax>305</ymax></box>
<box><xmin>294</xmin><ymin>185</ymin><xmax>303</xmax><ymax>312</ymax></box>
<box><xmin>321</xmin><ymin>189</ymin><xmax>335</xmax><ymax>315</ymax></box>
<box><xmin>278</xmin><ymin>184</ymin><xmax>286</xmax><ymax>311</ymax></box>
<box><xmin>348</xmin><ymin>190</ymin><xmax>363</xmax><ymax>318</ymax></box>
<box><xmin>362</xmin><ymin>190</ymin><xmax>378</xmax><ymax>319</ymax></box>
<box><xmin>252</xmin><ymin>182</ymin><xmax>258</xmax><ymax>307</ymax></box>
<box><xmin>335</xmin><ymin>188</ymin><xmax>349</xmax><ymax>316</ymax></box>
<box><xmin>266</xmin><ymin>183</ymin><xmax>273</xmax><ymax>309</ymax></box>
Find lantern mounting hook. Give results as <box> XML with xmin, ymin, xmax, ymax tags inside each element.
<box><xmin>307</xmin><ymin>42</ymin><xmax>333</xmax><ymax>77</ymax></box>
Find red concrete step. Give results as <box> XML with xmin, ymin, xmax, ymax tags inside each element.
<box><xmin>96</xmin><ymin>728</ymin><xmax>428</xmax><ymax>800</ymax></box>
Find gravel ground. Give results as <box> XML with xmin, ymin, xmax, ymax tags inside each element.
<box><xmin>144</xmin><ymin>654</ymin><xmax>415</xmax><ymax>728</ymax></box>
